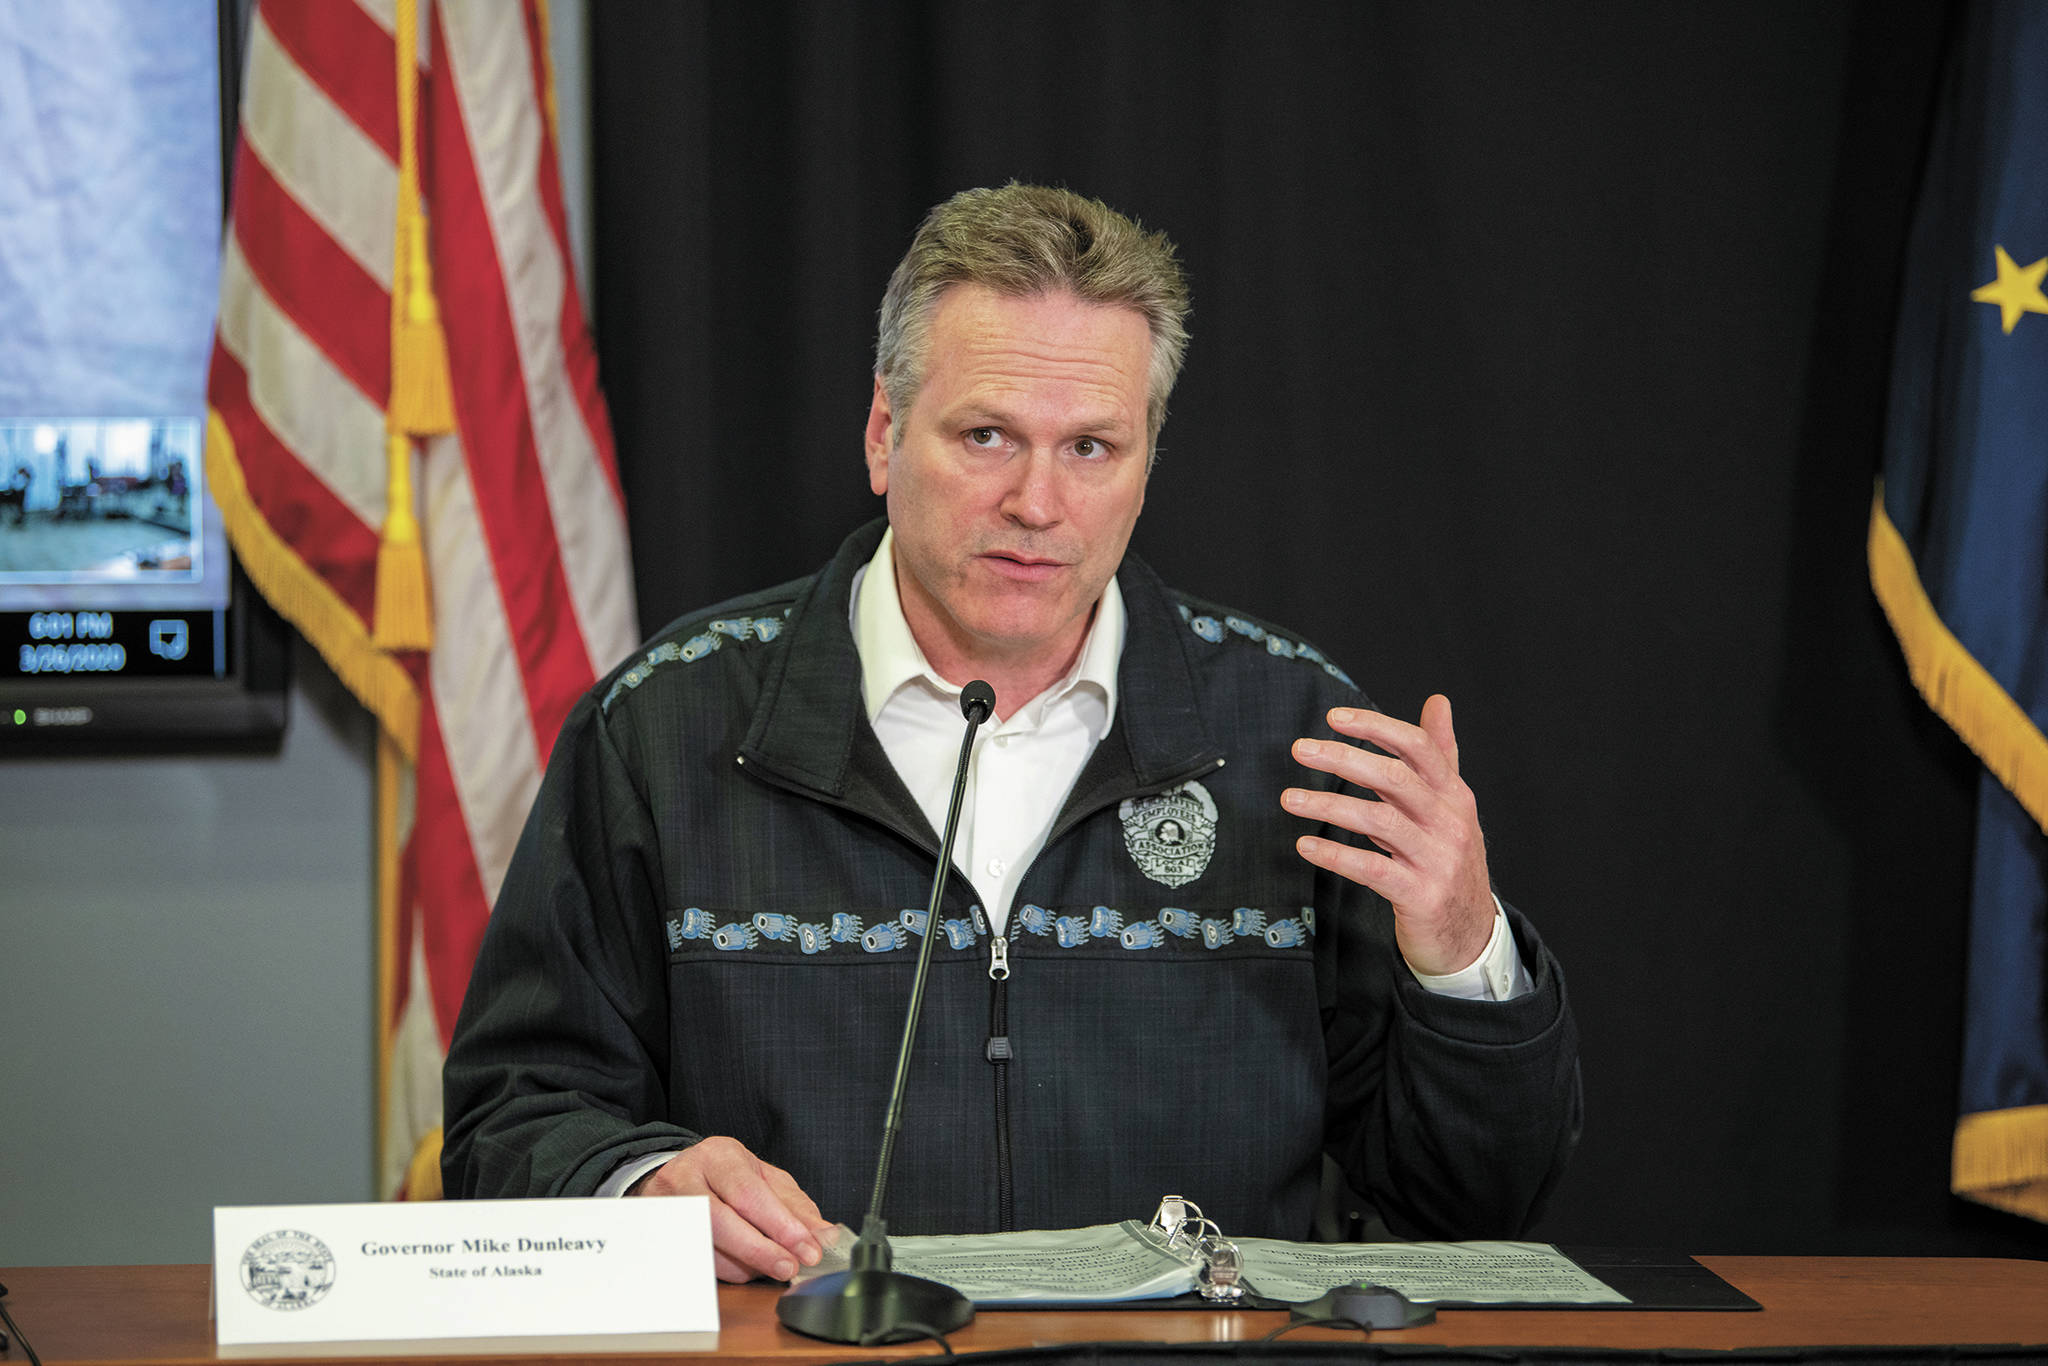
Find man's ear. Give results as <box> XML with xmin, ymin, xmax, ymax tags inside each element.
<box><xmin>863</xmin><ymin>377</ymin><xmax>893</xmax><ymax>495</ymax></box>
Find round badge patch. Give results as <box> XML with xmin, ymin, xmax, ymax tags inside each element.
<box><xmin>240</xmin><ymin>1230</ymin><xmax>336</xmax><ymax>1310</ymax></box>
<box><xmin>1120</xmin><ymin>780</ymin><xmax>1218</xmax><ymax>888</ymax></box>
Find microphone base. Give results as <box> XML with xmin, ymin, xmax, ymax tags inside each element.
<box><xmin>775</xmin><ymin>1267</ymin><xmax>976</xmax><ymax>1346</ymax></box>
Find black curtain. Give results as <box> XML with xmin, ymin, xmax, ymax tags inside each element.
<box><xmin>590</xmin><ymin>0</ymin><xmax>2046</xmax><ymax>1257</ymax></box>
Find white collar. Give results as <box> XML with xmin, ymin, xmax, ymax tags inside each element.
<box><xmin>853</xmin><ymin>526</ymin><xmax>1123</xmax><ymax>729</ymax></box>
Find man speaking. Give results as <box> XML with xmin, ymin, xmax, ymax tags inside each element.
<box><xmin>442</xmin><ymin>184</ymin><xmax>1581</xmax><ymax>1285</ymax></box>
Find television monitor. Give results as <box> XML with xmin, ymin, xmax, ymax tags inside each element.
<box><xmin>0</xmin><ymin>0</ymin><xmax>289</xmax><ymax>754</ymax></box>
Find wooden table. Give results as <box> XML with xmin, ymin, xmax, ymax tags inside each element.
<box><xmin>4</xmin><ymin>1257</ymin><xmax>2046</xmax><ymax>1364</ymax></box>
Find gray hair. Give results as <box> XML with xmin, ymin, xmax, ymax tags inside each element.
<box><xmin>875</xmin><ymin>184</ymin><xmax>1191</xmax><ymax>451</ymax></box>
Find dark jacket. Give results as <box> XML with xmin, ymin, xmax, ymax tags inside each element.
<box><xmin>442</xmin><ymin>520</ymin><xmax>1580</xmax><ymax>1240</ymax></box>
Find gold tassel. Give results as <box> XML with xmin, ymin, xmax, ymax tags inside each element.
<box><xmin>374</xmin><ymin>0</ymin><xmax>448</xmax><ymax>650</ymax></box>
<box><xmin>372</xmin><ymin>430</ymin><xmax>433</xmax><ymax>650</ymax></box>
<box><xmin>390</xmin><ymin>212</ymin><xmax>455</xmax><ymax>435</ymax></box>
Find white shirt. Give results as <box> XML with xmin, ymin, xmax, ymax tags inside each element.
<box><xmin>853</xmin><ymin>528</ymin><xmax>1122</xmax><ymax>935</ymax></box>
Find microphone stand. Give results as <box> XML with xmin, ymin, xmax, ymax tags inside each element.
<box><xmin>775</xmin><ymin>680</ymin><xmax>995</xmax><ymax>1346</ymax></box>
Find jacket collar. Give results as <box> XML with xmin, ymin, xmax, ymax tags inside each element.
<box><xmin>741</xmin><ymin>519</ymin><xmax>1221</xmax><ymax>829</ymax></box>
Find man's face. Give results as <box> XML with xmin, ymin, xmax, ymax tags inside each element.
<box><xmin>865</xmin><ymin>285</ymin><xmax>1152</xmax><ymax>683</ymax></box>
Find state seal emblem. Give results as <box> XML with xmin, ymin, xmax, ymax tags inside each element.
<box><xmin>1120</xmin><ymin>780</ymin><xmax>1218</xmax><ymax>888</ymax></box>
<box><xmin>240</xmin><ymin>1230</ymin><xmax>336</xmax><ymax>1310</ymax></box>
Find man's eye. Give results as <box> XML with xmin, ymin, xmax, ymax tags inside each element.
<box><xmin>966</xmin><ymin>427</ymin><xmax>1002</xmax><ymax>448</ymax></box>
<box><xmin>1073</xmin><ymin>437</ymin><xmax>1108</xmax><ymax>459</ymax></box>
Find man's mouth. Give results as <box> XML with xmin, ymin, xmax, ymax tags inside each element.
<box><xmin>979</xmin><ymin>551</ymin><xmax>1068</xmax><ymax>581</ymax></box>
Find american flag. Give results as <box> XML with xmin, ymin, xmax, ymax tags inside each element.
<box><xmin>204</xmin><ymin>0</ymin><xmax>637</xmax><ymax>1198</ymax></box>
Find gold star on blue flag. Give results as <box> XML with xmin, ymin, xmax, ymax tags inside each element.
<box><xmin>1970</xmin><ymin>244</ymin><xmax>2048</xmax><ymax>333</ymax></box>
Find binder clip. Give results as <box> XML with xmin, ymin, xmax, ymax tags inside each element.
<box><xmin>1147</xmin><ymin>1196</ymin><xmax>1245</xmax><ymax>1303</ymax></box>
<box><xmin>1194</xmin><ymin>1234</ymin><xmax>1245</xmax><ymax>1303</ymax></box>
<box><xmin>1148</xmin><ymin>1194</ymin><xmax>1195</xmax><ymax>1245</ymax></box>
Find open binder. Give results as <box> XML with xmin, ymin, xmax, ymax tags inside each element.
<box><xmin>793</xmin><ymin>1197</ymin><xmax>1757</xmax><ymax>1312</ymax></box>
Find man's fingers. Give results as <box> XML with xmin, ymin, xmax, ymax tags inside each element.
<box><xmin>640</xmin><ymin>1138</ymin><xmax>828</xmax><ymax>1282</ymax></box>
<box><xmin>706</xmin><ymin>1196</ymin><xmax>802</xmax><ymax>1282</ymax></box>
<box><xmin>1418</xmin><ymin>694</ymin><xmax>1459</xmax><ymax>776</ymax></box>
<box><xmin>1282</xmin><ymin>785</ymin><xmax>1422</xmax><ymax>859</ymax></box>
<box><xmin>1290</xmin><ymin>697</ymin><xmax>1495</xmax><ymax>978</ymax></box>
<box><xmin>1322</xmin><ymin>705</ymin><xmax>1457</xmax><ymax>786</ymax></box>
<box><xmin>1291</xmin><ymin>738</ymin><xmax>1458</xmax><ymax>824</ymax></box>
<box><xmin>702</xmin><ymin>1154</ymin><xmax>824</xmax><ymax>1268</ymax></box>
<box><xmin>1296</xmin><ymin>834</ymin><xmax>1418</xmax><ymax>904</ymax></box>
<box><xmin>762</xmin><ymin>1160</ymin><xmax>831</xmax><ymax>1233</ymax></box>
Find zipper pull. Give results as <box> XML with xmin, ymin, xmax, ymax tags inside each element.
<box><xmin>988</xmin><ymin>934</ymin><xmax>1010</xmax><ymax>980</ymax></box>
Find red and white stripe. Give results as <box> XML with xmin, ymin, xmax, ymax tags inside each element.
<box><xmin>208</xmin><ymin>0</ymin><xmax>636</xmax><ymax>1198</ymax></box>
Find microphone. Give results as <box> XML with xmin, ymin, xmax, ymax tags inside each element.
<box><xmin>960</xmin><ymin>678</ymin><xmax>994</xmax><ymax>726</ymax></box>
<box><xmin>775</xmin><ymin>680</ymin><xmax>995</xmax><ymax>1345</ymax></box>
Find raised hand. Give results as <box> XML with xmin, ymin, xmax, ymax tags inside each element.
<box><xmin>1283</xmin><ymin>694</ymin><xmax>1496</xmax><ymax>977</ymax></box>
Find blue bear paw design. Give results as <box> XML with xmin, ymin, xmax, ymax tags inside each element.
<box><xmin>1263</xmin><ymin>919</ymin><xmax>1307</xmax><ymax>948</ymax></box>
<box><xmin>862</xmin><ymin>922</ymin><xmax>909</xmax><ymax>953</ymax></box>
<box><xmin>1119</xmin><ymin>922</ymin><xmax>1165</xmax><ymax>949</ymax></box>
<box><xmin>712</xmin><ymin>922</ymin><xmax>759</xmax><ymax>951</ymax></box>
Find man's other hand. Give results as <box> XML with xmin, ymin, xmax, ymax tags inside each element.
<box><xmin>1283</xmin><ymin>694</ymin><xmax>1496</xmax><ymax>977</ymax></box>
<box><xmin>628</xmin><ymin>1136</ymin><xmax>833</xmax><ymax>1283</ymax></box>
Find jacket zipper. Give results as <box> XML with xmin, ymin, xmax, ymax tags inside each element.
<box><xmin>986</xmin><ymin>935</ymin><xmax>1014</xmax><ymax>1231</ymax></box>
<box><xmin>977</xmin><ymin>755</ymin><xmax>1224</xmax><ymax>1233</ymax></box>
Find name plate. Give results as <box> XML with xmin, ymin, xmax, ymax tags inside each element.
<box><xmin>212</xmin><ymin>1196</ymin><xmax>717</xmax><ymax>1351</ymax></box>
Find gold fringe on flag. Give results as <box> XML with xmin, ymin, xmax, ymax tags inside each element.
<box><xmin>1870</xmin><ymin>485</ymin><xmax>2048</xmax><ymax>1219</ymax></box>
<box><xmin>1953</xmin><ymin>1106</ymin><xmax>2048</xmax><ymax>1221</ymax></box>
<box><xmin>406</xmin><ymin>1126</ymin><xmax>446</xmax><ymax>1201</ymax></box>
<box><xmin>1867</xmin><ymin>486</ymin><xmax>2048</xmax><ymax>835</ymax></box>
<box><xmin>204</xmin><ymin>410</ymin><xmax>421</xmax><ymax>761</ymax></box>
<box><xmin>372</xmin><ymin>431</ymin><xmax>433</xmax><ymax>651</ymax></box>
<box><xmin>374</xmin><ymin>0</ymin><xmax>451</xmax><ymax>651</ymax></box>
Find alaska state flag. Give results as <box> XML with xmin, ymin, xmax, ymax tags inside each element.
<box><xmin>1875</xmin><ymin>0</ymin><xmax>2048</xmax><ymax>1224</ymax></box>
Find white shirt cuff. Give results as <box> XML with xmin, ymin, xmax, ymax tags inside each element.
<box><xmin>1405</xmin><ymin>896</ymin><xmax>1534</xmax><ymax>1001</ymax></box>
<box><xmin>595</xmin><ymin>1149</ymin><xmax>683</xmax><ymax>1197</ymax></box>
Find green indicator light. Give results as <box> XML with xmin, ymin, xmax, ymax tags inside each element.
<box><xmin>11</xmin><ymin>710</ymin><xmax>23</xmax><ymax>726</ymax></box>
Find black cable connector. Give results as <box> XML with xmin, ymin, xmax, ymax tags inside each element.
<box><xmin>0</xmin><ymin>1281</ymin><xmax>44</xmax><ymax>1366</ymax></box>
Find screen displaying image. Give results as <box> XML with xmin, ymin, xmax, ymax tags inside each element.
<box><xmin>1</xmin><ymin>417</ymin><xmax>215</xmax><ymax>590</ymax></box>
<box><xmin>0</xmin><ymin>0</ymin><xmax>234</xmax><ymax>689</ymax></box>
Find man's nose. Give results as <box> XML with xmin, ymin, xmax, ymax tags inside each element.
<box><xmin>1001</xmin><ymin>448</ymin><xmax>1062</xmax><ymax>529</ymax></box>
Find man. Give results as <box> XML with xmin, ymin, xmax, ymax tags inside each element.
<box><xmin>442</xmin><ymin>185</ymin><xmax>1580</xmax><ymax>1285</ymax></box>
<box><xmin>4</xmin><ymin>459</ymin><xmax>29</xmax><ymax>525</ymax></box>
